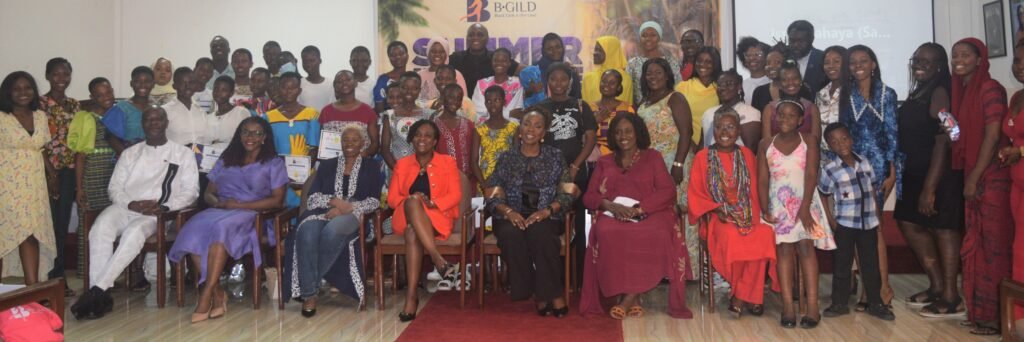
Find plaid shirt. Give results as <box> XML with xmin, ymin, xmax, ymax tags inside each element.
<box><xmin>818</xmin><ymin>153</ymin><xmax>880</xmax><ymax>230</ymax></box>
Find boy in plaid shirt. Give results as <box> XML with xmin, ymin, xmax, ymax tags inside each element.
<box><xmin>818</xmin><ymin>123</ymin><xmax>895</xmax><ymax>321</ymax></box>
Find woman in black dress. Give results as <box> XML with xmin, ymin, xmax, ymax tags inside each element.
<box><xmin>894</xmin><ymin>42</ymin><xmax>965</xmax><ymax>317</ymax></box>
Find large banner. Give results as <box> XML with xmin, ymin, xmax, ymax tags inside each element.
<box><xmin>377</xmin><ymin>0</ymin><xmax>719</xmax><ymax>73</ymax></box>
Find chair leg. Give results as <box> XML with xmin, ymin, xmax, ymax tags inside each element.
<box><xmin>375</xmin><ymin>250</ymin><xmax>384</xmax><ymax>310</ymax></box>
<box><xmin>275</xmin><ymin>243</ymin><xmax>285</xmax><ymax>311</ymax></box>
<box><xmin>175</xmin><ymin>261</ymin><xmax>184</xmax><ymax>307</ymax></box>
<box><xmin>157</xmin><ymin>248</ymin><xmax>166</xmax><ymax>308</ymax></box>
<box><xmin>251</xmin><ymin>257</ymin><xmax>261</xmax><ymax>310</ymax></box>
<box><xmin>391</xmin><ymin>255</ymin><xmax>399</xmax><ymax>294</ymax></box>
<box><xmin>459</xmin><ymin>253</ymin><xmax>466</xmax><ymax>309</ymax></box>
<box><xmin>564</xmin><ymin>247</ymin><xmax>571</xmax><ymax>308</ymax></box>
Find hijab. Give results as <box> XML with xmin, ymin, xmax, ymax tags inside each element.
<box><xmin>582</xmin><ymin>36</ymin><xmax>633</xmax><ymax>104</ymax></box>
<box><xmin>151</xmin><ymin>57</ymin><xmax>175</xmax><ymax>96</ymax></box>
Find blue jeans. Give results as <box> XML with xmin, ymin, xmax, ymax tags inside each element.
<box><xmin>296</xmin><ymin>214</ymin><xmax>360</xmax><ymax>299</ymax></box>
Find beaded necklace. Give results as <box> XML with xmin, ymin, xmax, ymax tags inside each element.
<box><xmin>707</xmin><ymin>145</ymin><xmax>753</xmax><ymax>234</ymax></box>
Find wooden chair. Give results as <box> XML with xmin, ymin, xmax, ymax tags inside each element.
<box><xmin>81</xmin><ymin>208</ymin><xmax>187</xmax><ymax>308</ymax></box>
<box><xmin>274</xmin><ymin>166</ymin><xmax>376</xmax><ymax>311</ymax></box>
<box><xmin>476</xmin><ymin>209</ymin><xmax>575</xmax><ymax>309</ymax></box>
<box><xmin>1001</xmin><ymin>278</ymin><xmax>1024</xmax><ymax>341</ymax></box>
<box><xmin>373</xmin><ymin>172</ymin><xmax>475</xmax><ymax>310</ymax></box>
<box><xmin>172</xmin><ymin>207</ymin><xmax>287</xmax><ymax>310</ymax></box>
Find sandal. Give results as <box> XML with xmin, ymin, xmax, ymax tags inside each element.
<box><xmin>748</xmin><ymin>304</ymin><xmax>764</xmax><ymax>316</ymax></box>
<box><xmin>959</xmin><ymin>320</ymin><xmax>976</xmax><ymax>328</ymax></box>
<box><xmin>905</xmin><ymin>290</ymin><xmax>941</xmax><ymax>307</ymax></box>
<box><xmin>969</xmin><ymin>325</ymin><xmax>1000</xmax><ymax>336</ymax></box>
<box><xmin>727</xmin><ymin>303</ymin><xmax>743</xmax><ymax>319</ymax></box>
<box><xmin>609</xmin><ymin>305</ymin><xmax>626</xmax><ymax>320</ymax></box>
<box><xmin>436</xmin><ymin>264</ymin><xmax>460</xmax><ymax>291</ymax></box>
<box><xmin>627</xmin><ymin>305</ymin><xmax>644</xmax><ymax>318</ymax></box>
<box><xmin>918</xmin><ymin>298</ymin><xmax>966</xmax><ymax>318</ymax></box>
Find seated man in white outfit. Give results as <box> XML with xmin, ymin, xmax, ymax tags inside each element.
<box><xmin>70</xmin><ymin>107</ymin><xmax>199</xmax><ymax>320</ymax></box>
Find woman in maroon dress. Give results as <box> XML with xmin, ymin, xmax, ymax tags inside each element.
<box><xmin>579</xmin><ymin>114</ymin><xmax>692</xmax><ymax>319</ymax></box>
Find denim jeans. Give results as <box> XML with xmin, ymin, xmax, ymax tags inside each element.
<box><xmin>296</xmin><ymin>214</ymin><xmax>360</xmax><ymax>299</ymax></box>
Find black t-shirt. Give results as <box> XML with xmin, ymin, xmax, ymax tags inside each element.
<box><xmin>449</xmin><ymin>50</ymin><xmax>522</xmax><ymax>95</ymax></box>
<box><xmin>537</xmin><ymin>98</ymin><xmax>597</xmax><ymax>166</ymax></box>
<box><xmin>750</xmin><ymin>83</ymin><xmax>815</xmax><ymax>112</ymax></box>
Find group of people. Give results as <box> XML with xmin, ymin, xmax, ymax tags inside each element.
<box><xmin>0</xmin><ymin>17</ymin><xmax>1022</xmax><ymax>336</ymax></box>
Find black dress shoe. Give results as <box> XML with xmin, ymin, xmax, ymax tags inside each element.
<box><xmin>552</xmin><ymin>306</ymin><xmax>569</xmax><ymax>318</ymax></box>
<box><xmin>399</xmin><ymin>311</ymin><xmax>417</xmax><ymax>322</ymax></box>
<box><xmin>800</xmin><ymin>316</ymin><xmax>820</xmax><ymax>329</ymax></box>
<box><xmin>70</xmin><ymin>288</ymin><xmax>97</xmax><ymax>320</ymax></box>
<box><xmin>748</xmin><ymin>304</ymin><xmax>764</xmax><ymax>316</ymax></box>
<box><xmin>301</xmin><ymin>308</ymin><xmax>317</xmax><ymax>318</ymax></box>
<box><xmin>780</xmin><ymin>316</ymin><xmax>797</xmax><ymax>328</ymax></box>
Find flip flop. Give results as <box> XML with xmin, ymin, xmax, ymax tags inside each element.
<box><xmin>628</xmin><ymin>305</ymin><xmax>644</xmax><ymax>318</ymax></box>
<box><xmin>918</xmin><ymin>298</ymin><xmax>966</xmax><ymax>318</ymax></box>
<box><xmin>969</xmin><ymin>326</ymin><xmax>1000</xmax><ymax>336</ymax></box>
<box><xmin>905</xmin><ymin>290</ymin><xmax>940</xmax><ymax>307</ymax></box>
<box><xmin>609</xmin><ymin>305</ymin><xmax>626</xmax><ymax>320</ymax></box>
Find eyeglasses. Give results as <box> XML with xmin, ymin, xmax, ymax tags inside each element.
<box><xmin>241</xmin><ymin>130</ymin><xmax>265</xmax><ymax>137</ymax></box>
<box><xmin>744</xmin><ymin>52</ymin><xmax>765</xmax><ymax>59</ymax></box>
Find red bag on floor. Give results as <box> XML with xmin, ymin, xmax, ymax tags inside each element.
<box><xmin>0</xmin><ymin>302</ymin><xmax>63</xmax><ymax>342</ymax></box>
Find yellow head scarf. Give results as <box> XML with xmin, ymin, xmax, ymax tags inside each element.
<box><xmin>582</xmin><ymin>36</ymin><xmax>632</xmax><ymax>104</ymax></box>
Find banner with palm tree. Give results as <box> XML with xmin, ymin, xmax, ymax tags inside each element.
<box><xmin>376</xmin><ymin>0</ymin><xmax>719</xmax><ymax>73</ymax></box>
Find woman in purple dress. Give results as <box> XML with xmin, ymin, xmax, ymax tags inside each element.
<box><xmin>169</xmin><ymin>116</ymin><xmax>288</xmax><ymax>323</ymax></box>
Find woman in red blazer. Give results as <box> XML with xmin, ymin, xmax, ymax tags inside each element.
<box><xmin>387</xmin><ymin>119</ymin><xmax>462</xmax><ymax>322</ymax></box>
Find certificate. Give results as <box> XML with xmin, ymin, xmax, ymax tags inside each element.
<box><xmin>285</xmin><ymin>155</ymin><xmax>312</xmax><ymax>184</ymax></box>
<box><xmin>192</xmin><ymin>144</ymin><xmax>224</xmax><ymax>173</ymax></box>
<box><xmin>318</xmin><ymin>129</ymin><xmax>343</xmax><ymax>160</ymax></box>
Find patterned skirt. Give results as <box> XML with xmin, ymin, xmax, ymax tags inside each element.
<box><xmin>76</xmin><ymin>149</ymin><xmax>115</xmax><ymax>276</ymax></box>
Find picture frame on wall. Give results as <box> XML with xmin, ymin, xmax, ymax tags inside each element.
<box><xmin>1011</xmin><ymin>0</ymin><xmax>1024</xmax><ymax>46</ymax></box>
<box><xmin>984</xmin><ymin>0</ymin><xmax>1007</xmax><ymax>57</ymax></box>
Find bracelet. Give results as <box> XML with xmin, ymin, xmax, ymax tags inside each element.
<box><xmin>503</xmin><ymin>207</ymin><xmax>513</xmax><ymax>215</ymax></box>
<box><xmin>569</xmin><ymin>164</ymin><xmax>580</xmax><ymax>171</ymax></box>
<box><xmin>672</xmin><ymin>161</ymin><xmax>684</xmax><ymax>168</ymax></box>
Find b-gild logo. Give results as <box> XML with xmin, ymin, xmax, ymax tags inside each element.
<box><xmin>461</xmin><ymin>0</ymin><xmax>537</xmax><ymax>22</ymax></box>
<box><xmin>461</xmin><ymin>0</ymin><xmax>490</xmax><ymax>22</ymax></box>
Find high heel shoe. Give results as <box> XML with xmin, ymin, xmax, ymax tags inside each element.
<box><xmin>398</xmin><ymin>311</ymin><xmax>417</xmax><ymax>322</ymax></box>
<box><xmin>191</xmin><ymin>299</ymin><xmax>213</xmax><ymax>324</ymax></box>
<box><xmin>210</xmin><ymin>290</ymin><xmax>228</xmax><ymax>319</ymax></box>
<box><xmin>552</xmin><ymin>305</ymin><xmax>569</xmax><ymax>318</ymax></box>
<box><xmin>537</xmin><ymin>303</ymin><xmax>553</xmax><ymax>317</ymax></box>
<box><xmin>301</xmin><ymin>296</ymin><xmax>317</xmax><ymax>318</ymax></box>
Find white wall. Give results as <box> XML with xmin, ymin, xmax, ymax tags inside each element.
<box><xmin>934</xmin><ymin>0</ymin><xmax>1020</xmax><ymax>93</ymax></box>
<box><xmin>0</xmin><ymin>0</ymin><xmax>116</xmax><ymax>99</ymax></box>
<box><xmin>2</xmin><ymin>0</ymin><xmax>1017</xmax><ymax>98</ymax></box>
<box><xmin>0</xmin><ymin>0</ymin><xmax>377</xmax><ymax>99</ymax></box>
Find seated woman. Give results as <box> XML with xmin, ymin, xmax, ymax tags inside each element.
<box><xmin>687</xmin><ymin>110</ymin><xmax>777</xmax><ymax>319</ymax></box>
<box><xmin>579</xmin><ymin>114</ymin><xmax>692</xmax><ymax>320</ymax></box>
<box><xmin>486</xmin><ymin>108</ymin><xmax>573</xmax><ymax>318</ymax></box>
<box><xmin>168</xmin><ymin>117</ymin><xmax>288</xmax><ymax>323</ymax></box>
<box><xmin>388</xmin><ymin>119</ymin><xmax>462</xmax><ymax>322</ymax></box>
<box><xmin>282</xmin><ymin>124</ymin><xmax>382</xmax><ymax>318</ymax></box>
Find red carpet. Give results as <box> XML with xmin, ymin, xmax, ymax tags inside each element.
<box><xmin>396</xmin><ymin>292</ymin><xmax>623</xmax><ymax>342</ymax></box>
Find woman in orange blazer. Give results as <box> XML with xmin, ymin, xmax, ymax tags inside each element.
<box><xmin>387</xmin><ymin>119</ymin><xmax>462</xmax><ymax>322</ymax></box>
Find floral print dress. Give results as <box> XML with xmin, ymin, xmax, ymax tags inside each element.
<box><xmin>765</xmin><ymin>134</ymin><xmax>835</xmax><ymax>249</ymax></box>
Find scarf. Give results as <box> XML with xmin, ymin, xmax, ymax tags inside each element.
<box><xmin>706</xmin><ymin>145</ymin><xmax>753</xmax><ymax>234</ymax></box>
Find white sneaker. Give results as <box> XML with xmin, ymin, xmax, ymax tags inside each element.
<box><xmin>427</xmin><ymin>269</ymin><xmax>442</xmax><ymax>281</ymax></box>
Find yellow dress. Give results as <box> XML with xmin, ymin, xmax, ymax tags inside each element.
<box><xmin>674</xmin><ymin>78</ymin><xmax>719</xmax><ymax>145</ymax></box>
<box><xmin>477</xmin><ymin>120</ymin><xmax>519</xmax><ymax>181</ymax></box>
<box><xmin>0</xmin><ymin>111</ymin><xmax>56</xmax><ymax>279</ymax></box>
